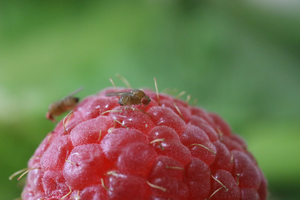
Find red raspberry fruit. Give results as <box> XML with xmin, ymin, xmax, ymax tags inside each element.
<box><xmin>20</xmin><ymin>87</ymin><xmax>268</xmax><ymax>200</ymax></box>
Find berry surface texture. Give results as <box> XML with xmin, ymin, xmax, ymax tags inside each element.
<box><xmin>21</xmin><ymin>87</ymin><xmax>268</xmax><ymax>200</ymax></box>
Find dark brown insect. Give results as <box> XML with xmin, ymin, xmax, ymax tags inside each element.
<box><xmin>46</xmin><ymin>87</ymin><xmax>83</xmax><ymax>122</ymax></box>
<box><xmin>105</xmin><ymin>89</ymin><xmax>151</xmax><ymax>109</ymax></box>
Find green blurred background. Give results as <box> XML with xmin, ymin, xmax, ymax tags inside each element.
<box><xmin>1</xmin><ymin>1</ymin><xmax>299</xmax><ymax>199</ymax></box>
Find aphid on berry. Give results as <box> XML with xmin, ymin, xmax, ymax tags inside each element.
<box><xmin>105</xmin><ymin>89</ymin><xmax>151</xmax><ymax>109</ymax></box>
<box><xmin>46</xmin><ymin>87</ymin><xmax>83</xmax><ymax>122</ymax></box>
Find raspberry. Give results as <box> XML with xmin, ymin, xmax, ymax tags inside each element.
<box><xmin>16</xmin><ymin>86</ymin><xmax>268</xmax><ymax>200</ymax></box>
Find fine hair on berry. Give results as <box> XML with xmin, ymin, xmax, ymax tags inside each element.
<box><xmin>14</xmin><ymin>79</ymin><xmax>268</xmax><ymax>200</ymax></box>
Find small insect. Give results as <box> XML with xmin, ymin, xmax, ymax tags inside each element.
<box><xmin>105</xmin><ymin>89</ymin><xmax>151</xmax><ymax>109</ymax></box>
<box><xmin>46</xmin><ymin>87</ymin><xmax>83</xmax><ymax>122</ymax></box>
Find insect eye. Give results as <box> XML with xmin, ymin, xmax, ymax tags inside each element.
<box><xmin>141</xmin><ymin>97</ymin><xmax>150</xmax><ymax>105</ymax></box>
